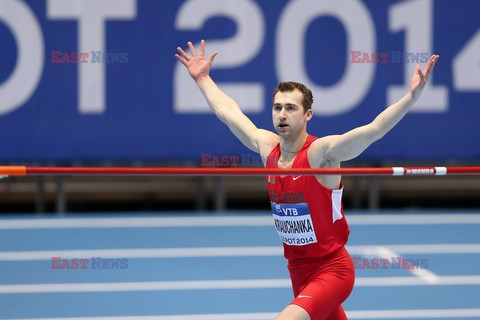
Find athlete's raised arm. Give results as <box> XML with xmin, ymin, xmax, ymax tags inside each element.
<box><xmin>310</xmin><ymin>54</ymin><xmax>440</xmax><ymax>167</ymax></box>
<box><xmin>176</xmin><ymin>40</ymin><xmax>277</xmax><ymax>154</ymax></box>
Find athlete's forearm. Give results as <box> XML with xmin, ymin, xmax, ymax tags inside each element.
<box><xmin>369</xmin><ymin>91</ymin><xmax>418</xmax><ymax>140</ymax></box>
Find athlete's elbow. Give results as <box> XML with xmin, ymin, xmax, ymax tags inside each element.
<box><xmin>216</xmin><ymin>107</ymin><xmax>236</xmax><ymax>124</ymax></box>
<box><xmin>216</xmin><ymin>110</ymin><xmax>227</xmax><ymax>124</ymax></box>
<box><xmin>367</xmin><ymin>127</ymin><xmax>385</xmax><ymax>143</ymax></box>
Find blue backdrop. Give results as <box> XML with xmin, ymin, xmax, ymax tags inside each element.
<box><xmin>0</xmin><ymin>0</ymin><xmax>479</xmax><ymax>163</ymax></box>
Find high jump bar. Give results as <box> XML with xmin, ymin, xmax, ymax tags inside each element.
<box><xmin>0</xmin><ymin>166</ymin><xmax>480</xmax><ymax>177</ymax></box>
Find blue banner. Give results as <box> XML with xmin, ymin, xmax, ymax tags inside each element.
<box><xmin>0</xmin><ymin>0</ymin><xmax>479</xmax><ymax>162</ymax></box>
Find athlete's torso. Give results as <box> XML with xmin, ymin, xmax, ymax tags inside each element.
<box><xmin>266</xmin><ymin>135</ymin><xmax>350</xmax><ymax>263</ymax></box>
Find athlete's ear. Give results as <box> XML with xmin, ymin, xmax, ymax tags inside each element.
<box><xmin>305</xmin><ymin>109</ymin><xmax>313</xmax><ymax>121</ymax></box>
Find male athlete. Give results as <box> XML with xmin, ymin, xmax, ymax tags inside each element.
<box><xmin>176</xmin><ymin>40</ymin><xmax>439</xmax><ymax>320</ymax></box>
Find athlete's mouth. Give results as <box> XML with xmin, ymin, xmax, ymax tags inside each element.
<box><xmin>278</xmin><ymin>123</ymin><xmax>289</xmax><ymax>128</ymax></box>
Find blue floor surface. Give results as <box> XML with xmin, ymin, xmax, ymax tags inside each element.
<box><xmin>0</xmin><ymin>211</ymin><xmax>479</xmax><ymax>319</ymax></box>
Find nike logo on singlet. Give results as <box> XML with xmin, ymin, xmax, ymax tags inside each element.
<box><xmin>293</xmin><ymin>175</ymin><xmax>302</xmax><ymax>180</ymax></box>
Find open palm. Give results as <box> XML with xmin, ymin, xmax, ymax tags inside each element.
<box><xmin>175</xmin><ymin>40</ymin><xmax>218</xmax><ymax>82</ymax></box>
<box><xmin>410</xmin><ymin>54</ymin><xmax>439</xmax><ymax>99</ymax></box>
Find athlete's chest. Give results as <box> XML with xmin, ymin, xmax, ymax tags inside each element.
<box><xmin>277</xmin><ymin>155</ymin><xmax>295</xmax><ymax>170</ymax></box>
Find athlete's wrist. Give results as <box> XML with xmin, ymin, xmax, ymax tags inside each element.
<box><xmin>195</xmin><ymin>74</ymin><xmax>211</xmax><ymax>84</ymax></box>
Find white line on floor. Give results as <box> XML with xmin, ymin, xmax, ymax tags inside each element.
<box><xmin>1</xmin><ymin>214</ymin><xmax>480</xmax><ymax>229</ymax></box>
<box><xmin>1</xmin><ymin>275</ymin><xmax>480</xmax><ymax>294</ymax></box>
<box><xmin>10</xmin><ymin>308</ymin><xmax>480</xmax><ymax>319</ymax></box>
<box><xmin>1</xmin><ymin>243</ymin><xmax>479</xmax><ymax>261</ymax></box>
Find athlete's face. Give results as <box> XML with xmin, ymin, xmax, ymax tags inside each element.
<box><xmin>272</xmin><ymin>89</ymin><xmax>312</xmax><ymax>138</ymax></box>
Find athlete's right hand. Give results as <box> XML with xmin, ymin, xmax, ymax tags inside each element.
<box><xmin>175</xmin><ymin>40</ymin><xmax>218</xmax><ymax>82</ymax></box>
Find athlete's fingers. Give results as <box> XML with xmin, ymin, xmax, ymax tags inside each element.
<box><xmin>175</xmin><ymin>54</ymin><xmax>188</xmax><ymax>66</ymax></box>
<box><xmin>416</xmin><ymin>64</ymin><xmax>425</xmax><ymax>83</ymax></box>
<box><xmin>423</xmin><ymin>55</ymin><xmax>436</xmax><ymax>75</ymax></box>
<box><xmin>200</xmin><ymin>39</ymin><xmax>205</xmax><ymax>57</ymax></box>
<box><xmin>208</xmin><ymin>52</ymin><xmax>218</xmax><ymax>64</ymax></box>
<box><xmin>424</xmin><ymin>55</ymin><xmax>433</xmax><ymax>70</ymax></box>
<box><xmin>188</xmin><ymin>41</ymin><xmax>197</xmax><ymax>57</ymax></box>
<box><xmin>424</xmin><ymin>55</ymin><xmax>439</xmax><ymax>82</ymax></box>
<box><xmin>176</xmin><ymin>47</ymin><xmax>191</xmax><ymax>61</ymax></box>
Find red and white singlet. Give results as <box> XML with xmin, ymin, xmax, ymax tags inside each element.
<box><xmin>266</xmin><ymin>135</ymin><xmax>350</xmax><ymax>262</ymax></box>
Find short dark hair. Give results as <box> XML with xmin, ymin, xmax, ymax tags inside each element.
<box><xmin>272</xmin><ymin>82</ymin><xmax>313</xmax><ymax>113</ymax></box>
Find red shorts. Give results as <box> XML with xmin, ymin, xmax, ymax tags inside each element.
<box><xmin>288</xmin><ymin>247</ymin><xmax>355</xmax><ymax>320</ymax></box>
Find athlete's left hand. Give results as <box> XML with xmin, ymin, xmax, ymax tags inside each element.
<box><xmin>410</xmin><ymin>54</ymin><xmax>439</xmax><ymax>99</ymax></box>
<box><xmin>175</xmin><ymin>40</ymin><xmax>218</xmax><ymax>83</ymax></box>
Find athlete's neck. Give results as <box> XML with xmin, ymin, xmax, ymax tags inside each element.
<box><xmin>279</xmin><ymin>131</ymin><xmax>308</xmax><ymax>157</ymax></box>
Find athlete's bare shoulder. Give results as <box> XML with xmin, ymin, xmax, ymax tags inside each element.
<box><xmin>255</xmin><ymin>129</ymin><xmax>279</xmax><ymax>164</ymax></box>
<box><xmin>309</xmin><ymin>135</ymin><xmax>342</xmax><ymax>189</ymax></box>
<box><xmin>308</xmin><ymin>135</ymin><xmax>340</xmax><ymax>168</ymax></box>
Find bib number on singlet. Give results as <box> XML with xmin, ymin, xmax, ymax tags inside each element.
<box><xmin>271</xmin><ymin>202</ymin><xmax>317</xmax><ymax>246</ymax></box>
